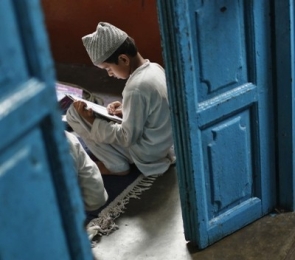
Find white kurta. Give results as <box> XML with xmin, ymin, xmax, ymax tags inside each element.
<box><xmin>65</xmin><ymin>131</ymin><xmax>108</xmax><ymax>211</ymax></box>
<box><xmin>66</xmin><ymin>60</ymin><xmax>175</xmax><ymax>176</ymax></box>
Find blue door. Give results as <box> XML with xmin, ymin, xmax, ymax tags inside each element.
<box><xmin>0</xmin><ymin>0</ymin><xmax>92</xmax><ymax>259</ymax></box>
<box><xmin>157</xmin><ymin>1</ymin><xmax>276</xmax><ymax>248</ymax></box>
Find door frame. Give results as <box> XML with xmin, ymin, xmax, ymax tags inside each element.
<box><xmin>274</xmin><ymin>0</ymin><xmax>295</xmax><ymax>210</ymax></box>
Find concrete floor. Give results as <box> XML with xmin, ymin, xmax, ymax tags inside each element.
<box><xmin>56</xmin><ymin>63</ymin><xmax>295</xmax><ymax>260</ymax></box>
<box><xmin>92</xmin><ymin>167</ymin><xmax>295</xmax><ymax>260</ymax></box>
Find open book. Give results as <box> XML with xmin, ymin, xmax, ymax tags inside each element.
<box><xmin>66</xmin><ymin>94</ymin><xmax>122</xmax><ymax>123</ymax></box>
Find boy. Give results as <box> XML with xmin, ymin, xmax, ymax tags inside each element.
<box><xmin>66</xmin><ymin>22</ymin><xmax>175</xmax><ymax>176</ymax></box>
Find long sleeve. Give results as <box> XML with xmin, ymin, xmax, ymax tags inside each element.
<box><xmin>90</xmin><ymin>90</ymin><xmax>148</xmax><ymax>147</ymax></box>
<box><xmin>65</xmin><ymin>131</ymin><xmax>108</xmax><ymax>211</ymax></box>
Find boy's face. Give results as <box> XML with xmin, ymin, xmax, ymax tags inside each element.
<box><xmin>97</xmin><ymin>55</ymin><xmax>130</xmax><ymax>80</ymax></box>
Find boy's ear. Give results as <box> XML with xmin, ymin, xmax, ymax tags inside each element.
<box><xmin>118</xmin><ymin>54</ymin><xmax>130</xmax><ymax>65</ymax></box>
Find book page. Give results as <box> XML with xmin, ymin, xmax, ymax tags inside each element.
<box><xmin>55</xmin><ymin>82</ymin><xmax>83</xmax><ymax>101</ymax></box>
<box><xmin>66</xmin><ymin>94</ymin><xmax>122</xmax><ymax>123</ymax></box>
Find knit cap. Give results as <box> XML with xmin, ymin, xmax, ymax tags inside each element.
<box><xmin>82</xmin><ymin>22</ymin><xmax>128</xmax><ymax>65</ymax></box>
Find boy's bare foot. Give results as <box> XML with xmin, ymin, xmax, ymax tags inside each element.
<box><xmin>95</xmin><ymin>161</ymin><xmax>130</xmax><ymax>176</ymax></box>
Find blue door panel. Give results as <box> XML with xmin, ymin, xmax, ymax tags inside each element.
<box><xmin>203</xmin><ymin>110</ymin><xmax>255</xmax><ymax>218</ymax></box>
<box><xmin>195</xmin><ymin>0</ymin><xmax>248</xmax><ymax>101</ymax></box>
<box><xmin>0</xmin><ymin>0</ymin><xmax>93</xmax><ymax>258</ymax></box>
<box><xmin>157</xmin><ymin>0</ymin><xmax>275</xmax><ymax>248</ymax></box>
<box><xmin>0</xmin><ymin>129</ymin><xmax>70</xmax><ymax>260</ymax></box>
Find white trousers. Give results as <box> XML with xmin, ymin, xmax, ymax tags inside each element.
<box><xmin>66</xmin><ymin>105</ymin><xmax>134</xmax><ymax>173</ymax></box>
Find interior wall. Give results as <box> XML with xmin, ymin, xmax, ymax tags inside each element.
<box><xmin>41</xmin><ymin>0</ymin><xmax>163</xmax><ymax>66</ymax></box>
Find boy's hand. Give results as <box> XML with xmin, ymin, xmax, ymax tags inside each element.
<box><xmin>73</xmin><ymin>100</ymin><xmax>95</xmax><ymax>124</ymax></box>
<box><xmin>107</xmin><ymin>101</ymin><xmax>122</xmax><ymax>118</ymax></box>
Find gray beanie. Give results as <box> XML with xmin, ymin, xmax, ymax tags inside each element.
<box><xmin>82</xmin><ymin>22</ymin><xmax>128</xmax><ymax>65</ymax></box>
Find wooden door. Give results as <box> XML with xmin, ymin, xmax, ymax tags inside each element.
<box><xmin>0</xmin><ymin>0</ymin><xmax>92</xmax><ymax>258</ymax></box>
<box><xmin>157</xmin><ymin>0</ymin><xmax>276</xmax><ymax>248</ymax></box>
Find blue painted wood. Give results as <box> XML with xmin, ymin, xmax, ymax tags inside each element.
<box><xmin>0</xmin><ymin>0</ymin><xmax>93</xmax><ymax>259</ymax></box>
<box><xmin>275</xmin><ymin>0</ymin><xmax>295</xmax><ymax>210</ymax></box>
<box><xmin>157</xmin><ymin>0</ymin><xmax>276</xmax><ymax>248</ymax></box>
<box><xmin>0</xmin><ymin>0</ymin><xmax>29</xmax><ymax>95</ymax></box>
<box><xmin>0</xmin><ymin>127</ymin><xmax>71</xmax><ymax>260</ymax></box>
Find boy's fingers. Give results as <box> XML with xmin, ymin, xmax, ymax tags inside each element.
<box><xmin>87</xmin><ymin>109</ymin><xmax>93</xmax><ymax>116</ymax></box>
<box><xmin>113</xmin><ymin>109</ymin><xmax>121</xmax><ymax>114</ymax></box>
